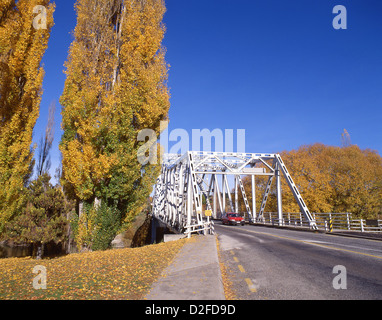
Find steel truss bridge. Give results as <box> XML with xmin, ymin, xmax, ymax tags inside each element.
<box><xmin>152</xmin><ymin>151</ymin><xmax>318</xmax><ymax>237</ymax></box>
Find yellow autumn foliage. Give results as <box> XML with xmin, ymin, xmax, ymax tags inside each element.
<box><xmin>60</xmin><ymin>0</ymin><xmax>170</xmax><ymax>249</ymax></box>
<box><xmin>240</xmin><ymin>144</ymin><xmax>382</xmax><ymax>218</ymax></box>
<box><xmin>0</xmin><ymin>0</ymin><xmax>54</xmax><ymax>233</ymax></box>
<box><xmin>0</xmin><ymin>238</ymin><xmax>187</xmax><ymax>300</ymax></box>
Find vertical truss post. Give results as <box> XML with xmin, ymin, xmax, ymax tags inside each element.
<box><xmin>214</xmin><ymin>174</ymin><xmax>223</xmax><ymax>217</ymax></box>
<box><xmin>180</xmin><ymin>164</ymin><xmax>189</xmax><ymax>228</ymax></box>
<box><xmin>176</xmin><ymin>164</ymin><xmax>183</xmax><ymax>228</ymax></box>
<box><xmin>222</xmin><ymin>173</ymin><xmax>226</xmax><ymax>214</ymax></box>
<box><xmin>163</xmin><ymin>168</ymin><xmax>169</xmax><ymax>223</ymax></box>
<box><xmin>168</xmin><ymin>167</ymin><xmax>174</xmax><ymax>224</ymax></box>
<box><xmin>187</xmin><ymin>174</ymin><xmax>192</xmax><ymax>238</ymax></box>
<box><xmin>213</xmin><ymin>174</ymin><xmax>217</xmax><ymax>219</ymax></box>
<box><xmin>276</xmin><ymin>163</ymin><xmax>283</xmax><ymax>226</ymax></box>
<box><xmin>235</xmin><ymin>176</ymin><xmax>239</xmax><ymax>213</ymax></box>
<box><xmin>251</xmin><ymin>175</ymin><xmax>256</xmax><ymax>222</ymax></box>
<box><xmin>172</xmin><ymin>164</ymin><xmax>181</xmax><ymax>227</ymax></box>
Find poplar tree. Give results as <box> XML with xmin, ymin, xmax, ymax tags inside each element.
<box><xmin>60</xmin><ymin>0</ymin><xmax>170</xmax><ymax>250</ymax></box>
<box><xmin>0</xmin><ymin>0</ymin><xmax>55</xmax><ymax>233</ymax></box>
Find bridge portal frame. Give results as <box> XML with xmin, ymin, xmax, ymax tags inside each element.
<box><xmin>152</xmin><ymin>151</ymin><xmax>318</xmax><ymax>237</ymax></box>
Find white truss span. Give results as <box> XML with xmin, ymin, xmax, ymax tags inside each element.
<box><xmin>152</xmin><ymin>151</ymin><xmax>318</xmax><ymax>237</ymax></box>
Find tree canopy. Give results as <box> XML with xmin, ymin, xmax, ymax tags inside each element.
<box><xmin>0</xmin><ymin>0</ymin><xmax>55</xmax><ymax>233</ymax></box>
<box><xmin>59</xmin><ymin>0</ymin><xmax>170</xmax><ymax>250</ymax></box>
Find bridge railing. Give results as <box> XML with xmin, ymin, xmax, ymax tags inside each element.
<box><xmin>313</xmin><ymin>213</ymin><xmax>351</xmax><ymax>231</ymax></box>
<box><xmin>350</xmin><ymin>219</ymin><xmax>382</xmax><ymax>232</ymax></box>
<box><xmin>256</xmin><ymin>212</ymin><xmax>311</xmax><ymax>228</ymax></box>
<box><xmin>252</xmin><ymin>212</ymin><xmax>382</xmax><ymax>233</ymax></box>
<box><xmin>184</xmin><ymin>220</ymin><xmax>214</xmax><ymax>236</ymax></box>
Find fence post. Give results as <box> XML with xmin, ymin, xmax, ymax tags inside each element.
<box><xmin>346</xmin><ymin>213</ymin><xmax>350</xmax><ymax>230</ymax></box>
<box><xmin>360</xmin><ymin>219</ymin><xmax>364</xmax><ymax>232</ymax></box>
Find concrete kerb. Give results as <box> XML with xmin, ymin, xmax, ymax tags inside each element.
<box><xmin>145</xmin><ymin>234</ymin><xmax>225</xmax><ymax>300</ymax></box>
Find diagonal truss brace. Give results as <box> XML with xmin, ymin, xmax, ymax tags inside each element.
<box><xmin>275</xmin><ymin>154</ymin><xmax>317</xmax><ymax>229</ymax></box>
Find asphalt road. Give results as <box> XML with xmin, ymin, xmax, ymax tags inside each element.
<box><xmin>215</xmin><ymin>223</ymin><xmax>382</xmax><ymax>300</ymax></box>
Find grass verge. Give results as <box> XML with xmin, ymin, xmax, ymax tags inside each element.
<box><xmin>0</xmin><ymin>239</ymin><xmax>187</xmax><ymax>300</ymax></box>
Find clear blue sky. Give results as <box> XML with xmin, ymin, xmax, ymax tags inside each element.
<box><xmin>34</xmin><ymin>0</ymin><xmax>382</xmax><ymax>178</ymax></box>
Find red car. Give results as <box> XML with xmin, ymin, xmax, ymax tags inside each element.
<box><xmin>222</xmin><ymin>213</ymin><xmax>245</xmax><ymax>226</ymax></box>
